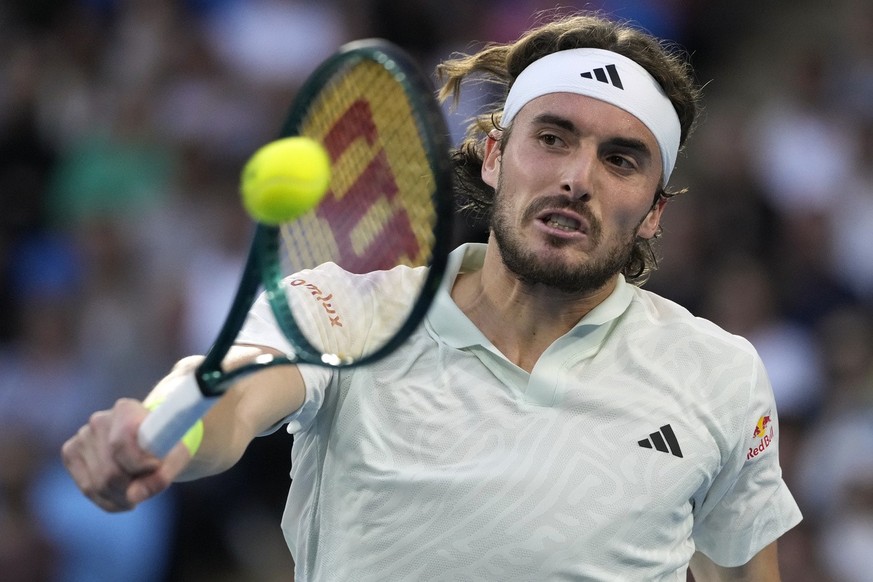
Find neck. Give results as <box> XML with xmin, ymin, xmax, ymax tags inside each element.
<box><xmin>451</xmin><ymin>244</ymin><xmax>617</xmax><ymax>372</ymax></box>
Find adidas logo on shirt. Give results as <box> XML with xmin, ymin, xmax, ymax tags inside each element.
<box><xmin>638</xmin><ymin>424</ymin><xmax>683</xmax><ymax>458</ymax></box>
<box><xmin>580</xmin><ymin>64</ymin><xmax>624</xmax><ymax>89</ymax></box>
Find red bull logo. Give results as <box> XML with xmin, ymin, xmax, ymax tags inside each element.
<box><xmin>746</xmin><ymin>413</ymin><xmax>775</xmax><ymax>461</ymax></box>
<box><xmin>752</xmin><ymin>415</ymin><xmax>771</xmax><ymax>439</ymax></box>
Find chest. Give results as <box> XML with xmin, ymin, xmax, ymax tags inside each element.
<box><xmin>323</xmin><ymin>331</ymin><xmax>739</xmax><ymax>537</ymax></box>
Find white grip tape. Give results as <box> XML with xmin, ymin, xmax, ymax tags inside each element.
<box><xmin>137</xmin><ymin>372</ymin><xmax>219</xmax><ymax>458</ymax></box>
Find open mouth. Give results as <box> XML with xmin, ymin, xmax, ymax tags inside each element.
<box><xmin>543</xmin><ymin>213</ymin><xmax>582</xmax><ymax>232</ymax></box>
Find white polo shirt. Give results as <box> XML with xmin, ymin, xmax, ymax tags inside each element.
<box><xmin>236</xmin><ymin>243</ymin><xmax>801</xmax><ymax>581</ymax></box>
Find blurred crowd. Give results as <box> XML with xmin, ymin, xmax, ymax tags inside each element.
<box><xmin>1</xmin><ymin>0</ymin><xmax>872</xmax><ymax>581</ymax></box>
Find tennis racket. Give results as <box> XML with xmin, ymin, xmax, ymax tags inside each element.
<box><xmin>138</xmin><ymin>39</ymin><xmax>454</xmax><ymax>458</ymax></box>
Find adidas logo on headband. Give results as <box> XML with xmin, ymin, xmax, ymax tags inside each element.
<box><xmin>580</xmin><ymin>64</ymin><xmax>624</xmax><ymax>89</ymax></box>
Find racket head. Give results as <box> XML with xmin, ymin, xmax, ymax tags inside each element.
<box><xmin>258</xmin><ymin>39</ymin><xmax>454</xmax><ymax>367</ymax></box>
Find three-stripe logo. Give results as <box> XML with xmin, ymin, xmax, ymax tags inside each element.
<box><xmin>638</xmin><ymin>424</ymin><xmax>683</xmax><ymax>458</ymax></box>
<box><xmin>580</xmin><ymin>64</ymin><xmax>624</xmax><ymax>89</ymax></box>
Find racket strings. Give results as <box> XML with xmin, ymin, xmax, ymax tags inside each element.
<box><xmin>280</xmin><ymin>61</ymin><xmax>438</xmax><ymax>276</ymax></box>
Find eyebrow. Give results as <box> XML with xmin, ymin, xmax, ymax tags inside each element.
<box><xmin>531</xmin><ymin>113</ymin><xmax>579</xmax><ymax>135</ymax></box>
<box><xmin>607</xmin><ymin>136</ymin><xmax>653</xmax><ymax>160</ymax></box>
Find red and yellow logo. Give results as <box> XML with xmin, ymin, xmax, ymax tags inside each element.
<box><xmin>289</xmin><ymin>61</ymin><xmax>436</xmax><ymax>274</ymax></box>
<box><xmin>746</xmin><ymin>413</ymin><xmax>775</xmax><ymax>461</ymax></box>
<box><xmin>752</xmin><ymin>414</ymin><xmax>771</xmax><ymax>439</ymax></box>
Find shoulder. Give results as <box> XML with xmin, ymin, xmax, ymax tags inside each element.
<box><xmin>283</xmin><ymin>262</ymin><xmax>428</xmax><ymax>315</ymax></box>
<box><xmin>621</xmin><ymin>286</ymin><xmax>767</xmax><ymax>414</ymax></box>
<box><xmin>622</xmin><ymin>289</ymin><xmax>780</xmax><ymax>471</ymax></box>
<box><xmin>282</xmin><ymin>262</ymin><xmax>429</xmax><ymax>349</ymax></box>
<box><xmin>627</xmin><ymin>286</ymin><xmax>758</xmax><ymax>359</ymax></box>
<box><xmin>289</xmin><ymin>262</ymin><xmax>427</xmax><ymax>291</ymax></box>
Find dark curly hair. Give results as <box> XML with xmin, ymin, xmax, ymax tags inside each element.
<box><xmin>437</xmin><ymin>12</ymin><xmax>703</xmax><ymax>285</ymax></box>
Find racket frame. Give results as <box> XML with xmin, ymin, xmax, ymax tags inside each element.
<box><xmin>190</xmin><ymin>38</ymin><xmax>453</xmax><ymax>397</ymax></box>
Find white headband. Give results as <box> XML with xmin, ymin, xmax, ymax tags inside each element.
<box><xmin>502</xmin><ymin>48</ymin><xmax>681</xmax><ymax>182</ymax></box>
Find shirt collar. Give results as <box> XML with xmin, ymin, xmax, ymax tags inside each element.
<box><xmin>426</xmin><ymin>243</ymin><xmax>634</xmax><ymax>349</ymax></box>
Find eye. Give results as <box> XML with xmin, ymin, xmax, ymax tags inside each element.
<box><xmin>606</xmin><ymin>153</ymin><xmax>637</xmax><ymax>170</ymax></box>
<box><xmin>538</xmin><ymin>132</ymin><xmax>566</xmax><ymax>148</ymax></box>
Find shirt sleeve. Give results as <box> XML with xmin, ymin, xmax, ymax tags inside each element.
<box><xmin>691</xmin><ymin>354</ymin><xmax>803</xmax><ymax>567</ymax></box>
<box><xmin>235</xmin><ymin>261</ymin><xmax>425</xmax><ymax>434</ymax></box>
<box><xmin>236</xmin><ymin>277</ymin><xmax>333</xmax><ymax>435</ymax></box>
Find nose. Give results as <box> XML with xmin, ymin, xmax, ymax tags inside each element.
<box><xmin>559</xmin><ymin>147</ymin><xmax>595</xmax><ymax>201</ymax></box>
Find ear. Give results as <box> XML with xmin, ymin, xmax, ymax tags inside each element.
<box><xmin>481</xmin><ymin>130</ymin><xmax>502</xmax><ymax>189</ymax></box>
<box><xmin>638</xmin><ymin>196</ymin><xmax>667</xmax><ymax>239</ymax></box>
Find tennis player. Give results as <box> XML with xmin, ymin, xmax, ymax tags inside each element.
<box><xmin>63</xmin><ymin>12</ymin><xmax>801</xmax><ymax>581</ymax></box>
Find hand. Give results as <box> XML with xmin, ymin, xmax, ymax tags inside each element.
<box><xmin>61</xmin><ymin>398</ymin><xmax>192</xmax><ymax>512</ymax></box>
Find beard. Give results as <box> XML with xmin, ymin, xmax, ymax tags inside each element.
<box><xmin>490</xmin><ymin>188</ymin><xmax>641</xmax><ymax>295</ymax></box>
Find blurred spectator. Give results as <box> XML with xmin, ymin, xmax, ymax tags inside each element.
<box><xmin>699</xmin><ymin>255</ymin><xmax>824</xmax><ymax>422</ymax></box>
<box><xmin>203</xmin><ymin>0</ymin><xmax>349</xmax><ymax>89</ymax></box>
<box><xmin>0</xmin><ymin>428</ymin><xmax>58</xmax><ymax>582</ymax></box>
<box><xmin>838</xmin><ymin>0</ymin><xmax>873</xmax><ymax>123</ymax></box>
<box><xmin>794</xmin><ymin>307</ymin><xmax>873</xmax><ymax>582</ymax></box>
<box><xmin>828</xmin><ymin>118</ymin><xmax>873</xmax><ymax>301</ymax></box>
<box><xmin>747</xmin><ymin>49</ymin><xmax>856</xmax><ymax>218</ymax></box>
<box><xmin>0</xmin><ymin>40</ymin><xmax>58</xmax><ymax>343</ymax></box>
<box><xmin>0</xmin><ymin>243</ymin><xmax>177</xmax><ymax>582</ymax></box>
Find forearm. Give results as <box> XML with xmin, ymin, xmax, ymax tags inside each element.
<box><xmin>170</xmin><ymin>346</ymin><xmax>305</xmax><ymax>481</ymax></box>
<box><xmin>174</xmin><ymin>383</ymin><xmax>252</xmax><ymax>481</ymax></box>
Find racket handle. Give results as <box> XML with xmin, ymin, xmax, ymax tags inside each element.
<box><xmin>137</xmin><ymin>372</ymin><xmax>219</xmax><ymax>458</ymax></box>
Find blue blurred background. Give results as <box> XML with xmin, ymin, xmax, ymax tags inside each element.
<box><xmin>1</xmin><ymin>1</ymin><xmax>872</xmax><ymax>580</ymax></box>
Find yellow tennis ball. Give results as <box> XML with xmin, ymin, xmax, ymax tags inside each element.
<box><xmin>240</xmin><ymin>137</ymin><xmax>331</xmax><ymax>224</ymax></box>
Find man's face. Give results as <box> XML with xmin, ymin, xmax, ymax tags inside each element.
<box><xmin>481</xmin><ymin>93</ymin><xmax>665</xmax><ymax>294</ymax></box>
